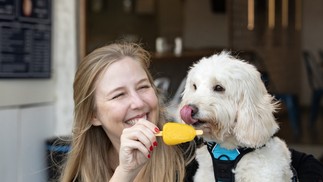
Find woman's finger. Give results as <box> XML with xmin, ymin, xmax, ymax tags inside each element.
<box><xmin>136</xmin><ymin>118</ymin><xmax>160</xmax><ymax>134</ymax></box>
<box><xmin>122</xmin><ymin>126</ymin><xmax>156</xmax><ymax>151</ymax></box>
<box><xmin>121</xmin><ymin>139</ymin><xmax>151</xmax><ymax>159</ymax></box>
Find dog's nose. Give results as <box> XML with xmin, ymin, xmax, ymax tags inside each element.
<box><xmin>180</xmin><ymin>104</ymin><xmax>198</xmax><ymax>124</ymax></box>
<box><xmin>188</xmin><ymin>104</ymin><xmax>198</xmax><ymax>116</ymax></box>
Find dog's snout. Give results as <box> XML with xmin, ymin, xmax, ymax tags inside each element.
<box><xmin>188</xmin><ymin>104</ymin><xmax>198</xmax><ymax>116</ymax></box>
<box><xmin>180</xmin><ymin>104</ymin><xmax>199</xmax><ymax>124</ymax></box>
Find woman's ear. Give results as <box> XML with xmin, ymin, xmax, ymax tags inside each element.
<box><xmin>91</xmin><ymin>114</ymin><xmax>102</xmax><ymax>126</ymax></box>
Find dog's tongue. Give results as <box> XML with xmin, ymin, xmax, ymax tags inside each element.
<box><xmin>180</xmin><ymin>105</ymin><xmax>198</xmax><ymax>124</ymax></box>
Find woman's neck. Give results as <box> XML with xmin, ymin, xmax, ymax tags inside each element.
<box><xmin>108</xmin><ymin>146</ymin><xmax>119</xmax><ymax>172</ymax></box>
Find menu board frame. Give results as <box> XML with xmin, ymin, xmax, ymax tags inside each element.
<box><xmin>0</xmin><ymin>0</ymin><xmax>51</xmax><ymax>78</ymax></box>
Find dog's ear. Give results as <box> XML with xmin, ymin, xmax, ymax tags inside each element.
<box><xmin>233</xmin><ymin>70</ymin><xmax>279</xmax><ymax>148</ymax></box>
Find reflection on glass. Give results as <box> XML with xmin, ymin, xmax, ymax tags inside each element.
<box><xmin>268</xmin><ymin>0</ymin><xmax>275</xmax><ymax>29</ymax></box>
<box><xmin>247</xmin><ymin>0</ymin><xmax>254</xmax><ymax>30</ymax></box>
<box><xmin>282</xmin><ymin>0</ymin><xmax>288</xmax><ymax>28</ymax></box>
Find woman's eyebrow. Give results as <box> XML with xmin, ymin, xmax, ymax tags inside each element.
<box><xmin>137</xmin><ymin>77</ymin><xmax>150</xmax><ymax>84</ymax></box>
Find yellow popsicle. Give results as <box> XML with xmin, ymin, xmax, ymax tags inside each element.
<box><xmin>155</xmin><ymin>122</ymin><xmax>203</xmax><ymax>145</ymax></box>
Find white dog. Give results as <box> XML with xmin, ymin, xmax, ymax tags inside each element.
<box><xmin>179</xmin><ymin>52</ymin><xmax>295</xmax><ymax>182</ymax></box>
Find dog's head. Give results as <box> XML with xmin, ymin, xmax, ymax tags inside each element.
<box><xmin>179</xmin><ymin>51</ymin><xmax>279</xmax><ymax>148</ymax></box>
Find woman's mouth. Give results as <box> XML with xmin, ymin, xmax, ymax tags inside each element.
<box><xmin>125</xmin><ymin>114</ymin><xmax>148</xmax><ymax>126</ymax></box>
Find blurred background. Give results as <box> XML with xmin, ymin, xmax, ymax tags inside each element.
<box><xmin>0</xmin><ymin>0</ymin><xmax>322</xmax><ymax>181</ymax></box>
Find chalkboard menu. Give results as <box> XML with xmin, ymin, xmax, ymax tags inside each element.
<box><xmin>0</xmin><ymin>0</ymin><xmax>51</xmax><ymax>78</ymax></box>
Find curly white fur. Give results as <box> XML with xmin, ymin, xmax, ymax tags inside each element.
<box><xmin>179</xmin><ymin>52</ymin><xmax>293</xmax><ymax>181</ymax></box>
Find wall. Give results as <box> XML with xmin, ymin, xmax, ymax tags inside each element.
<box><xmin>0</xmin><ymin>105</ymin><xmax>55</xmax><ymax>182</ymax></box>
<box><xmin>86</xmin><ymin>0</ymin><xmax>229</xmax><ymax>53</ymax></box>
<box><xmin>183</xmin><ymin>0</ymin><xmax>229</xmax><ymax>49</ymax></box>
<box><xmin>52</xmin><ymin>0</ymin><xmax>77</xmax><ymax>136</ymax></box>
<box><xmin>0</xmin><ymin>0</ymin><xmax>77</xmax><ymax>181</ymax></box>
<box><xmin>0</xmin><ymin>80</ymin><xmax>54</xmax><ymax>107</ymax></box>
<box><xmin>86</xmin><ymin>0</ymin><xmax>158</xmax><ymax>52</ymax></box>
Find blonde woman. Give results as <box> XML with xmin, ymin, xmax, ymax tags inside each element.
<box><xmin>60</xmin><ymin>42</ymin><xmax>190</xmax><ymax>182</ymax></box>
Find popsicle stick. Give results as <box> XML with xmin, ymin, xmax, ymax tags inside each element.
<box><xmin>196</xmin><ymin>130</ymin><xmax>203</xmax><ymax>135</ymax></box>
<box><xmin>155</xmin><ymin>130</ymin><xmax>203</xmax><ymax>137</ymax></box>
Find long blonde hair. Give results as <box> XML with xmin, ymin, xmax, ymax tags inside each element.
<box><xmin>60</xmin><ymin>42</ymin><xmax>187</xmax><ymax>182</ymax></box>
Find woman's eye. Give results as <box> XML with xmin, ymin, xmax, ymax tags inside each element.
<box><xmin>111</xmin><ymin>93</ymin><xmax>124</xmax><ymax>100</ymax></box>
<box><xmin>139</xmin><ymin>85</ymin><xmax>150</xmax><ymax>90</ymax></box>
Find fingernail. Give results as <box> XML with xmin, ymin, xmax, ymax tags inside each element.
<box><xmin>153</xmin><ymin>141</ymin><xmax>158</xmax><ymax>147</ymax></box>
<box><xmin>154</xmin><ymin>127</ymin><xmax>160</xmax><ymax>133</ymax></box>
<box><xmin>149</xmin><ymin>145</ymin><xmax>153</xmax><ymax>151</ymax></box>
<box><xmin>147</xmin><ymin>154</ymin><xmax>151</xmax><ymax>159</ymax></box>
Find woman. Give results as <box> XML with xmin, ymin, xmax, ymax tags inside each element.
<box><xmin>60</xmin><ymin>42</ymin><xmax>190</xmax><ymax>182</ymax></box>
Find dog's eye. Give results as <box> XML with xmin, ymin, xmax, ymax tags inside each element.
<box><xmin>213</xmin><ymin>85</ymin><xmax>225</xmax><ymax>92</ymax></box>
<box><xmin>193</xmin><ymin>84</ymin><xmax>197</xmax><ymax>90</ymax></box>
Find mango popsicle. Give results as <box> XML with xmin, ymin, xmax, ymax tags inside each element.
<box><xmin>155</xmin><ymin>122</ymin><xmax>203</xmax><ymax>145</ymax></box>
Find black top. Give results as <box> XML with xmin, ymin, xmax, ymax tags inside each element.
<box><xmin>290</xmin><ymin>149</ymin><xmax>323</xmax><ymax>182</ymax></box>
<box><xmin>184</xmin><ymin>148</ymin><xmax>323</xmax><ymax>182</ymax></box>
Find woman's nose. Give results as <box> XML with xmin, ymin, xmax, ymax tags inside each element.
<box><xmin>130</xmin><ymin>92</ymin><xmax>145</xmax><ymax>109</ymax></box>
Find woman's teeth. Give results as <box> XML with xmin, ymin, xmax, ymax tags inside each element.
<box><xmin>126</xmin><ymin>115</ymin><xmax>148</xmax><ymax>125</ymax></box>
<box><xmin>127</xmin><ymin>120</ymin><xmax>136</xmax><ymax>125</ymax></box>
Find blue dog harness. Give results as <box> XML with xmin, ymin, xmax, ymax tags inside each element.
<box><xmin>206</xmin><ymin>142</ymin><xmax>254</xmax><ymax>182</ymax></box>
<box><xmin>206</xmin><ymin>142</ymin><xmax>298</xmax><ymax>182</ymax></box>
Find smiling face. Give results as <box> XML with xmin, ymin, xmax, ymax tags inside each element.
<box><xmin>92</xmin><ymin>57</ymin><xmax>159</xmax><ymax>148</ymax></box>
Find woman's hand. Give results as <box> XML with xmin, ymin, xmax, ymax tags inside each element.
<box><xmin>112</xmin><ymin>119</ymin><xmax>159</xmax><ymax>181</ymax></box>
